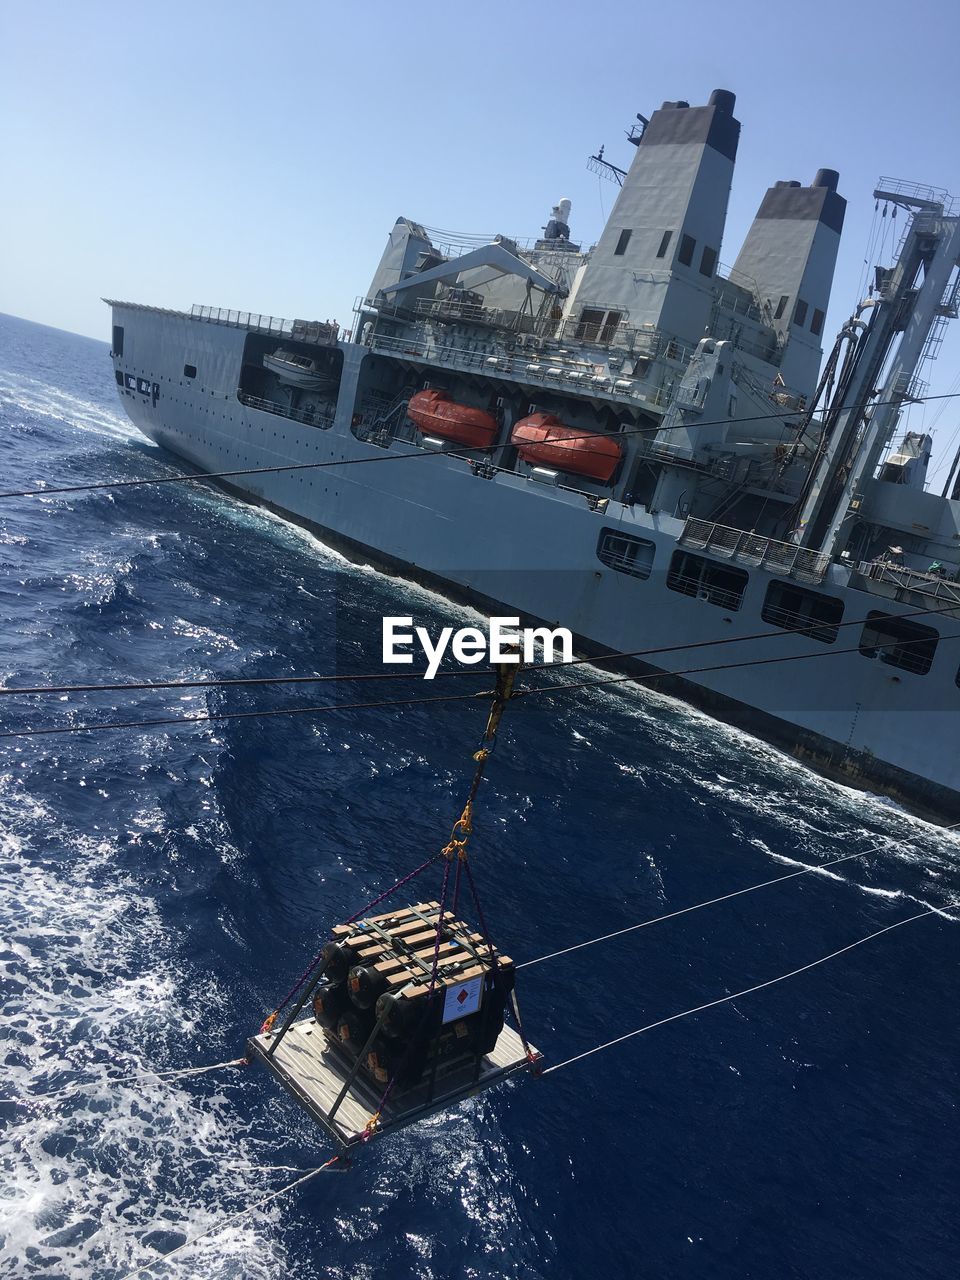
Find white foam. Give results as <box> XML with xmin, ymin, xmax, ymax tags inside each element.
<box><xmin>0</xmin><ymin>373</ymin><xmax>142</xmax><ymax>446</ymax></box>
<box><xmin>569</xmin><ymin>674</ymin><xmax>960</xmax><ymax>857</ymax></box>
<box><xmin>0</xmin><ymin>778</ymin><xmax>297</xmax><ymax>1278</ymax></box>
<box><xmin>197</xmin><ymin>494</ymin><xmax>491</xmax><ymax>628</ymax></box>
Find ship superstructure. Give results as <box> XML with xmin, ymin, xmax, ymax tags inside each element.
<box><xmin>105</xmin><ymin>90</ymin><xmax>960</xmax><ymax>819</ymax></box>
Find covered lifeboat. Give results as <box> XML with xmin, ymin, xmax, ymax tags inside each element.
<box><xmin>510</xmin><ymin>413</ymin><xmax>623</xmax><ymax>483</ymax></box>
<box><xmin>407</xmin><ymin>389</ymin><xmax>499</xmax><ymax>449</ymax></box>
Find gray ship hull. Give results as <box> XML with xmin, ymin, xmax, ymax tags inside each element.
<box><xmin>109</xmin><ymin>304</ymin><xmax>960</xmax><ymax>822</ymax></box>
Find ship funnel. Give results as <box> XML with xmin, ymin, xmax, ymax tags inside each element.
<box><xmin>565</xmin><ymin>88</ymin><xmax>741</xmax><ymax>343</ymax></box>
<box><xmin>709</xmin><ymin>88</ymin><xmax>736</xmax><ymax>114</ymax></box>
<box><xmin>732</xmin><ymin>169</ymin><xmax>846</xmax><ymax>399</ymax></box>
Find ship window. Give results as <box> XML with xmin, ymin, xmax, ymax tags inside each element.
<box><xmin>112</xmin><ymin>325</ymin><xmax>124</xmax><ymax>357</ymax></box>
<box><xmin>600</xmin><ymin>311</ymin><xmax>622</xmax><ymax>343</ymax></box>
<box><xmin>614</xmin><ymin>229</ymin><xmax>632</xmax><ymax>256</ymax></box>
<box><xmin>858</xmin><ymin>611</ymin><xmax>938</xmax><ymax>675</ymax></box>
<box><xmin>597</xmin><ymin>529</ymin><xmax>655</xmax><ymax>580</ymax></box>
<box><xmin>811</xmin><ymin>308</ymin><xmax>825</xmax><ymax>336</ymax></box>
<box><xmin>576</xmin><ymin>308</ymin><xmax>606</xmax><ymax>341</ymax></box>
<box><xmin>678</xmin><ymin>234</ymin><xmax>696</xmax><ymax>267</ymax></box>
<box><xmin>656</xmin><ymin>230</ymin><xmax>673</xmax><ymax>259</ymax></box>
<box><xmin>184</xmin><ymin>364</ymin><xmax>197</xmax><ymax>378</ymax></box>
<box><xmin>793</xmin><ymin>298</ymin><xmax>808</xmax><ymax>327</ymax></box>
<box><xmin>762</xmin><ymin>581</ymin><xmax>844</xmax><ymax>643</ymax></box>
<box><xmin>114</xmin><ymin>370</ymin><xmax>124</xmax><ymax>386</ymax></box>
<box><xmin>699</xmin><ymin>246</ymin><xmax>717</xmax><ymax>278</ymax></box>
<box><xmin>667</xmin><ymin>551</ymin><xmax>748</xmax><ymax>611</ymax></box>
<box><xmin>774</xmin><ymin>295</ymin><xmax>789</xmax><ymax>319</ymax></box>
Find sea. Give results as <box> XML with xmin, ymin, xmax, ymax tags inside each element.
<box><xmin>0</xmin><ymin>310</ymin><xmax>957</xmax><ymax>1280</ymax></box>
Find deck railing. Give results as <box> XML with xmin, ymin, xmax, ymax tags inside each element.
<box><xmin>371</xmin><ymin>296</ymin><xmax>696</xmax><ymax>367</ymax></box>
<box><xmin>666</xmin><ymin>570</ymin><xmax>745</xmax><ymax>612</ymax></box>
<box><xmin>759</xmin><ymin>602</ymin><xmax>841</xmax><ymax>643</ymax></box>
<box><xmin>858</xmin><ymin>559</ymin><xmax>960</xmax><ymax>605</ymax></box>
<box><xmin>364</xmin><ymin>331</ymin><xmax>672</xmax><ymax>410</ymax></box>
<box><xmin>680</xmin><ymin>518</ymin><xmax>830</xmax><ymax>583</ymax></box>
<box><xmin>192</xmin><ymin>304</ymin><xmax>339</xmax><ymax>345</ymax></box>
<box><xmin>635</xmin><ymin>439</ymin><xmax>736</xmax><ymax>478</ymax></box>
<box><xmin>238</xmin><ymin>392</ymin><xmax>335</xmax><ymax>430</ymax></box>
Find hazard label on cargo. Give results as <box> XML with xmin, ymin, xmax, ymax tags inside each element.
<box><xmin>442</xmin><ymin>974</ymin><xmax>483</xmax><ymax>1023</ymax></box>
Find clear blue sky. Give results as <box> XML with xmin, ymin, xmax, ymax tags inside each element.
<box><xmin>3</xmin><ymin>0</ymin><xmax>960</xmax><ymax>473</ymax></box>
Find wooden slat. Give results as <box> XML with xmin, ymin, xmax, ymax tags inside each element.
<box><xmin>347</xmin><ymin>943</ymin><xmax>511</xmax><ymax>991</ymax></box>
<box><xmin>366</xmin><ymin>900</ymin><xmax>440</xmax><ymax>926</ymax></box>
<box><xmin>376</xmin><ymin>944</ymin><xmax>482</xmax><ymax>988</ymax></box>
<box><xmin>368</xmin><ymin>939</ymin><xmax>466</xmax><ymax>977</ymax></box>
<box><xmin>330</xmin><ymin>901</ymin><xmax>441</xmax><ymax>938</ymax></box>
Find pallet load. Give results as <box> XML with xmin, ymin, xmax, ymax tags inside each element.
<box><xmin>316</xmin><ymin>900</ymin><xmax>516</xmax><ymax>1090</ymax></box>
<box><xmin>246</xmin><ymin>898</ymin><xmax>533</xmax><ymax>1148</ymax></box>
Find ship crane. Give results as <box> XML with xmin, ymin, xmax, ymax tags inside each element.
<box><xmin>378</xmin><ymin>241</ymin><xmax>565</xmax><ymax>299</ymax></box>
<box><xmin>795</xmin><ymin>181</ymin><xmax>960</xmax><ymax>555</ymax></box>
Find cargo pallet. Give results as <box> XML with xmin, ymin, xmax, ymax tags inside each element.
<box><xmin>247</xmin><ymin>1018</ymin><xmax>532</xmax><ymax>1147</ymax></box>
<box><xmin>247</xmin><ymin>899</ymin><xmax>537</xmax><ymax>1148</ymax></box>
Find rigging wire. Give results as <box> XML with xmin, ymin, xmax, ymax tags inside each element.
<box><xmin>926</xmin><ymin>364</ymin><xmax>960</xmax><ymax>435</ymax></box>
<box><xmin>541</xmin><ymin>901</ymin><xmax>958</xmax><ymax>1076</ymax></box>
<box><xmin>0</xmin><ymin>625</ymin><xmax>956</xmax><ymax>741</ymax></box>
<box><xmin>2</xmin><ymin>601</ymin><xmax>960</xmax><ymax>702</ymax></box>
<box><xmin>0</xmin><ymin>666</ymin><xmax>490</xmax><ymax>697</ymax></box>
<box><xmin>0</xmin><ymin>687</ymin><xmax>495</xmax><ymax>741</ymax></box>
<box><xmin>4</xmin><ymin>391</ymin><xmax>960</xmax><ymax>503</ymax></box>
<box><xmin>516</xmin><ymin>821</ymin><xmax>960</xmax><ymax>971</ymax></box>
<box><xmin>855</xmin><ymin>203</ymin><xmax>880</xmax><ymax>304</ymax></box>
<box><xmin>513</xmin><ymin>628</ymin><xmax>960</xmax><ymax>706</ymax></box>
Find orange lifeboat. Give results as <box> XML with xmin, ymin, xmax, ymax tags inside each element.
<box><xmin>511</xmin><ymin>413</ymin><xmax>623</xmax><ymax>483</ymax></box>
<box><xmin>407</xmin><ymin>390</ymin><xmax>499</xmax><ymax>449</ymax></box>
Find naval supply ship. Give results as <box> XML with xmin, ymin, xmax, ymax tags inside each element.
<box><xmin>106</xmin><ymin>89</ymin><xmax>960</xmax><ymax>820</ymax></box>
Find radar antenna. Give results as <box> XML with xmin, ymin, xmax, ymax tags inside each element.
<box><xmin>587</xmin><ymin>145</ymin><xmax>627</xmax><ymax>187</ymax></box>
<box><xmin>587</xmin><ymin>111</ymin><xmax>647</xmax><ymax>185</ymax></box>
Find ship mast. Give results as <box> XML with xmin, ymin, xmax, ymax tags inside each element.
<box><xmin>795</xmin><ymin>182</ymin><xmax>960</xmax><ymax>556</ymax></box>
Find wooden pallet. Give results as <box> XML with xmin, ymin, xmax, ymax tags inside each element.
<box><xmin>247</xmin><ymin>1017</ymin><xmax>535</xmax><ymax>1146</ymax></box>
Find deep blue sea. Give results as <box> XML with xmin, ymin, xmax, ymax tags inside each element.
<box><xmin>0</xmin><ymin>310</ymin><xmax>957</xmax><ymax>1280</ymax></box>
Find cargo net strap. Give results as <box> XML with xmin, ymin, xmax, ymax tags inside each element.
<box><xmin>462</xmin><ymin>853</ymin><xmax>541</xmax><ymax>1076</ymax></box>
<box><xmin>363</xmin><ymin>852</ymin><xmax>455</xmax><ymax>1139</ymax></box>
<box><xmin>260</xmin><ymin>851</ymin><xmax>443</xmax><ymax>1036</ymax></box>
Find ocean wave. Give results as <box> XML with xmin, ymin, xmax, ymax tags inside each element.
<box><xmin>0</xmin><ymin>780</ymin><xmax>292</xmax><ymax>1280</ymax></box>
<box><xmin>0</xmin><ymin>373</ymin><xmax>138</xmax><ymax>445</ymax></box>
